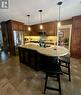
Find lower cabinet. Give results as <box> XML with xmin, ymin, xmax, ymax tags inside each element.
<box><xmin>18</xmin><ymin>47</ymin><xmax>43</xmax><ymax>71</ymax></box>
<box><xmin>28</xmin><ymin>49</ymin><xmax>37</xmax><ymax>69</ymax></box>
<box><xmin>18</xmin><ymin>47</ymin><xmax>25</xmax><ymax>63</ymax></box>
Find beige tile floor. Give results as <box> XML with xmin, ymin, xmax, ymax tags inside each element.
<box><xmin>0</xmin><ymin>53</ymin><xmax>81</xmax><ymax>95</ymax></box>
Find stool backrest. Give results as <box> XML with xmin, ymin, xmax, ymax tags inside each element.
<box><xmin>41</xmin><ymin>54</ymin><xmax>59</xmax><ymax>71</ymax></box>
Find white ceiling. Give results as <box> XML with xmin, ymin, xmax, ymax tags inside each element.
<box><xmin>0</xmin><ymin>0</ymin><xmax>81</xmax><ymax>25</ymax></box>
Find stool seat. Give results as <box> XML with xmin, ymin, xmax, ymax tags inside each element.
<box><xmin>46</xmin><ymin>65</ymin><xmax>62</xmax><ymax>75</ymax></box>
<box><xmin>59</xmin><ymin>56</ymin><xmax>70</xmax><ymax>64</ymax></box>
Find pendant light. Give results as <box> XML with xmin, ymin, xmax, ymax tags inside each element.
<box><xmin>57</xmin><ymin>0</ymin><xmax>63</xmax><ymax>28</ymax></box>
<box><xmin>57</xmin><ymin>0</ymin><xmax>63</xmax><ymax>46</ymax></box>
<box><xmin>38</xmin><ymin>10</ymin><xmax>43</xmax><ymax>30</ymax></box>
<box><xmin>27</xmin><ymin>15</ymin><xmax>31</xmax><ymax>31</ymax></box>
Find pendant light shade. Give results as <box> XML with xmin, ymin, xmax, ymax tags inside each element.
<box><xmin>57</xmin><ymin>0</ymin><xmax>63</xmax><ymax>28</ymax></box>
<box><xmin>58</xmin><ymin>21</ymin><xmax>61</xmax><ymax>28</ymax></box>
<box><xmin>57</xmin><ymin>0</ymin><xmax>63</xmax><ymax>46</ymax></box>
<box><xmin>28</xmin><ymin>26</ymin><xmax>31</xmax><ymax>31</ymax></box>
<box><xmin>27</xmin><ymin>15</ymin><xmax>31</xmax><ymax>31</ymax></box>
<box><xmin>40</xmin><ymin>24</ymin><xmax>43</xmax><ymax>30</ymax></box>
<box><xmin>38</xmin><ymin>10</ymin><xmax>43</xmax><ymax>30</ymax></box>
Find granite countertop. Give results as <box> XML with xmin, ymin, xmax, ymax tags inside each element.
<box><xmin>19</xmin><ymin>43</ymin><xmax>69</xmax><ymax>57</ymax></box>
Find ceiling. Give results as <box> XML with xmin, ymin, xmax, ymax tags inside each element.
<box><xmin>0</xmin><ymin>0</ymin><xmax>81</xmax><ymax>25</ymax></box>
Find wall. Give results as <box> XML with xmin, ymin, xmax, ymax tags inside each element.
<box><xmin>71</xmin><ymin>15</ymin><xmax>81</xmax><ymax>59</ymax></box>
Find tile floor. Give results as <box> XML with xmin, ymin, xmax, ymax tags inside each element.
<box><xmin>0</xmin><ymin>51</ymin><xmax>81</xmax><ymax>95</ymax></box>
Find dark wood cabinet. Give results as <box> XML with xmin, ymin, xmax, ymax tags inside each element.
<box><xmin>18</xmin><ymin>47</ymin><xmax>58</xmax><ymax>71</ymax></box>
<box><xmin>11</xmin><ymin>21</ymin><xmax>19</xmax><ymax>30</ymax></box>
<box><xmin>43</xmin><ymin>21</ymin><xmax>57</xmax><ymax>36</ymax></box>
<box><xmin>10</xmin><ymin>20</ymin><xmax>24</xmax><ymax>31</ymax></box>
<box><xmin>30</xmin><ymin>21</ymin><xmax>57</xmax><ymax>36</ymax></box>
<box><xmin>30</xmin><ymin>25</ymin><xmax>39</xmax><ymax>36</ymax></box>
<box><xmin>19</xmin><ymin>23</ymin><xmax>24</xmax><ymax>31</ymax></box>
<box><xmin>18</xmin><ymin>47</ymin><xmax>25</xmax><ymax>63</ymax></box>
<box><xmin>28</xmin><ymin>49</ymin><xmax>37</xmax><ymax>68</ymax></box>
<box><xmin>1</xmin><ymin>22</ymin><xmax>9</xmax><ymax>49</ymax></box>
<box><xmin>18</xmin><ymin>47</ymin><xmax>41</xmax><ymax>70</ymax></box>
<box><xmin>24</xmin><ymin>21</ymin><xmax>57</xmax><ymax>36</ymax></box>
<box><xmin>24</xmin><ymin>25</ymin><xmax>30</xmax><ymax>36</ymax></box>
<box><xmin>71</xmin><ymin>16</ymin><xmax>81</xmax><ymax>59</ymax></box>
<box><xmin>7</xmin><ymin>20</ymin><xmax>24</xmax><ymax>55</ymax></box>
<box><xmin>18</xmin><ymin>46</ymin><xmax>48</xmax><ymax>71</ymax></box>
<box><xmin>1</xmin><ymin>20</ymin><xmax>24</xmax><ymax>55</ymax></box>
<box><xmin>7</xmin><ymin>21</ymin><xmax>15</xmax><ymax>55</ymax></box>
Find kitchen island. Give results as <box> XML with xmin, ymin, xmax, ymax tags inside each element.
<box><xmin>18</xmin><ymin>43</ymin><xmax>69</xmax><ymax>70</ymax></box>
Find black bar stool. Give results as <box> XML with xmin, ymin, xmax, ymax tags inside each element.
<box><xmin>59</xmin><ymin>55</ymin><xmax>71</xmax><ymax>81</ymax></box>
<box><xmin>42</xmin><ymin>55</ymin><xmax>62</xmax><ymax>95</ymax></box>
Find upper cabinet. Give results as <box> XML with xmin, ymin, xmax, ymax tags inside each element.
<box><xmin>19</xmin><ymin>23</ymin><xmax>24</xmax><ymax>31</ymax></box>
<box><xmin>24</xmin><ymin>25</ymin><xmax>30</xmax><ymax>36</ymax></box>
<box><xmin>9</xmin><ymin>20</ymin><xmax>24</xmax><ymax>31</ymax></box>
<box><xmin>30</xmin><ymin>25</ymin><xmax>39</xmax><ymax>36</ymax></box>
<box><xmin>30</xmin><ymin>21</ymin><xmax>57</xmax><ymax>36</ymax></box>
<box><xmin>43</xmin><ymin>21</ymin><xmax>57</xmax><ymax>36</ymax></box>
<box><xmin>11</xmin><ymin>21</ymin><xmax>18</xmax><ymax>30</ymax></box>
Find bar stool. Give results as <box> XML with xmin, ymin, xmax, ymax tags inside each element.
<box><xmin>43</xmin><ymin>55</ymin><xmax>62</xmax><ymax>95</ymax></box>
<box><xmin>59</xmin><ymin>55</ymin><xmax>71</xmax><ymax>81</ymax></box>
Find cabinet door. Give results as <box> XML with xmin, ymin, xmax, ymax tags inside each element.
<box><xmin>1</xmin><ymin>22</ymin><xmax>8</xmax><ymax>49</ymax></box>
<box><xmin>30</xmin><ymin>22</ymin><xmax>57</xmax><ymax>36</ymax></box>
<box><xmin>18</xmin><ymin>47</ymin><xmax>25</xmax><ymax>63</ymax></box>
<box><xmin>24</xmin><ymin>49</ymin><xmax>30</xmax><ymax>66</ymax></box>
<box><xmin>11</xmin><ymin>21</ymin><xmax>18</xmax><ymax>30</ymax></box>
<box><xmin>45</xmin><ymin>22</ymin><xmax>57</xmax><ymax>36</ymax></box>
<box><xmin>30</xmin><ymin>25</ymin><xmax>39</xmax><ymax>36</ymax></box>
<box><xmin>24</xmin><ymin>25</ymin><xmax>30</xmax><ymax>36</ymax></box>
<box><xmin>29</xmin><ymin>49</ymin><xmax>37</xmax><ymax>69</ymax></box>
<box><xmin>19</xmin><ymin>23</ymin><xmax>24</xmax><ymax>31</ymax></box>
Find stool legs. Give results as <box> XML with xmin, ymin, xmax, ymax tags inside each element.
<box><xmin>44</xmin><ymin>73</ymin><xmax>48</xmax><ymax>94</ymax></box>
<box><xmin>68</xmin><ymin>63</ymin><xmax>71</xmax><ymax>81</ymax></box>
<box><xmin>59</xmin><ymin>60</ymin><xmax>71</xmax><ymax>81</ymax></box>
<box><xmin>44</xmin><ymin>73</ymin><xmax>62</xmax><ymax>95</ymax></box>
<box><xmin>57</xmin><ymin>74</ymin><xmax>61</xmax><ymax>95</ymax></box>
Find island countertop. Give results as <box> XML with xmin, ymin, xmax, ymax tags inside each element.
<box><xmin>19</xmin><ymin>43</ymin><xmax>69</xmax><ymax>57</ymax></box>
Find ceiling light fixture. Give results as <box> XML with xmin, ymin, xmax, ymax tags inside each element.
<box><xmin>38</xmin><ymin>10</ymin><xmax>43</xmax><ymax>30</ymax></box>
<box><xmin>27</xmin><ymin>15</ymin><xmax>31</xmax><ymax>31</ymax></box>
<box><xmin>57</xmin><ymin>0</ymin><xmax>63</xmax><ymax>28</ymax></box>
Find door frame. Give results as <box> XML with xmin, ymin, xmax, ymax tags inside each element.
<box><xmin>57</xmin><ymin>24</ymin><xmax>72</xmax><ymax>51</ymax></box>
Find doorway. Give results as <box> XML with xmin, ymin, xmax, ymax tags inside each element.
<box><xmin>57</xmin><ymin>25</ymin><xmax>72</xmax><ymax>51</ymax></box>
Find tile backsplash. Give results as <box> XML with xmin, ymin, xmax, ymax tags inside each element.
<box><xmin>24</xmin><ymin>36</ymin><xmax>57</xmax><ymax>45</ymax></box>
